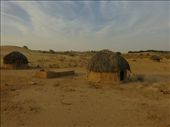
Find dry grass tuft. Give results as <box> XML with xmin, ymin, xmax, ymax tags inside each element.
<box><xmin>150</xmin><ymin>55</ymin><xmax>162</xmax><ymax>62</ymax></box>
<box><xmin>129</xmin><ymin>74</ymin><xmax>145</xmax><ymax>82</ymax></box>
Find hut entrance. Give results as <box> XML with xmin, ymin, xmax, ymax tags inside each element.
<box><xmin>15</xmin><ymin>61</ymin><xmax>20</xmax><ymax>68</ymax></box>
<box><xmin>120</xmin><ymin>71</ymin><xmax>124</xmax><ymax>81</ymax></box>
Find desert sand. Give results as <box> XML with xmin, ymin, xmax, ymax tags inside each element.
<box><xmin>1</xmin><ymin>46</ymin><xmax>170</xmax><ymax>127</ymax></box>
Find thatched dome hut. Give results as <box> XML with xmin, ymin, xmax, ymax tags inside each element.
<box><xmin>87</xmin><ymin>50</ymin><xmax>131</xmax><ymax>82</ymax></box>
<box><xmin>3</xmin><ymin>51</ymin><xmax>28</xmax><ymax>69</ymax></box>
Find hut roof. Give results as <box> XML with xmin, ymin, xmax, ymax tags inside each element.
<box><xmin>3</xmin><ymin>51</ymin><xmax>28</xmax><ymax>64</ymax></box>
<box><xmin>87</xmin><ymin>50</ymin><xmax>131</xmax><ymax>72</ymax></box>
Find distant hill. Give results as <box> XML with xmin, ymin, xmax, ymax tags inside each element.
<box><xmin>128</xmin><ymin>50</ymin><xmax>170</xmax><ymax>54</ymax></box>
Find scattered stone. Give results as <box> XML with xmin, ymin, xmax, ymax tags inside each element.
<box><xmin>53</xmin><ymin>82</ymin><xmax>60</xmax><ymax>87</ymax></box>
<box><xmin>160</xmin><ymin>89</ymin><xmax>170</xmax><ymax>95</ymax></box>
<box><xmin>88</xmin><ymin>83</ymin><xmax>102</xmax><ymax>89</ymax></box>
<box><xmin>29</xmin><ymin>106</ymin><xmax>41</xmax><ymax>113</ymax></box>
<box><xmin>64</xmin><ymin>88</ymin><xmax>76</xmax><ymax>92</ymax></box>
<box><xmin>4</xmin><ymin>83</ymin><xmax>9</xmax><ymax>86</ymax></box>
<box><xmin>29</xmin><ymin>81</ymin><xmax>37</xmax><ymax>85</ymax></box>
<box><xmin>166</xmin><ymin>124</ymin><xmax>170</xmax><ymax>127</ymax></box>
<box><xmin>60</xmin><ymin>101</ymin><xmax>72</xmax><ymax>105</ymax></box>
<box><xmin>10</xmin><ymin>88</ymin><xmax>16</xmax><ymax>91</ymax></box>
<box><xmin>40</xmin><ymin>69</ymin><xmax>45</xmax><ymax>71</ymax></box>
<box><xmin>132</xmin><ymin>59</ymin><xmax>137</xmax><ymax>62</ymax></box>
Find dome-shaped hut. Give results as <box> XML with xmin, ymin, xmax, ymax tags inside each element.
<box><xmin>87</xmin><ymin>50</ymin><xmax>131</xmax><ymax>82</ymax></box>
<box><xmin>3</xmin><ymin>51</ymin><xmax>29</xmax><ymax>69</ymax></box>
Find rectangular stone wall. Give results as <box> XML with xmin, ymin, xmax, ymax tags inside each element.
<box><xmin>35</xmin><ymin>70</ymin><xmax>75</xmax><ymax>79</ymax></box>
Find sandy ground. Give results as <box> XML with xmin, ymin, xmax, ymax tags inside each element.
<box><xmin>1</xmin><ymin>46</ymin><xmax>170</xmax><ymax>127</ymax></box>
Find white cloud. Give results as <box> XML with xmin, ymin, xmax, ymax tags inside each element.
<box><xmin>1</xmin><ymin>1</ymin><xmax>169</xmax><ymax>52</ymax></box>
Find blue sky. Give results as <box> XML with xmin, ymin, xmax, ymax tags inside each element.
<box><xmin>1</xmin><ymin>1</ymin><xmax>170</xmax><ymax>52</ymax></box>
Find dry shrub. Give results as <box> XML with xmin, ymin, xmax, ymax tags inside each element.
<box><xmin>150</xmin><ymin>55</ymin><xmax>162</xmax><ymax>62</ymax></box>
<box><xmin>49</xmin><ymin>49</ymin><xmax>55</xmax><ymax>54</ymax></box>
<box><xmin>64</xmin><ymin>51</ymin><xmax>76</xmax><ymax>57</ymax></box>
<box><xmin>23</xmin><ymin>45</ymin><xmax>28</xmax><ymax>49</ymax></box>
<box><xmin>165</xmin><ymin>55</ymin><xmax>170</xmax><ymax>59</ymax></box>
<box><xmin>36</xmin><ymin>64</ymin><xmax>41</xmax><ymax>68</ymax></box>
<box><xmin>73</xmin><ymin>63</ymin><xmax>78</xmax><ymax>67</ymax></box>
<box><xmin>68</xmin><ymin>53</ymin><xmax>76</xmax><ymax>57</ymax></box>
<box><xmin>129</xmin><ymin>74</ymin><xmax>145</xmax><ymax>82</ymax></box>
<box><xmin>131</xmin><ymin>59</ymin><xmax>137</xmax><ymax>62</ymax></box>
<box><xmin>146</xmin><ymin>53</ymin><xmax>150</xmax><ymax>56</ymax></box>
<box><xmin>68</xmin><ymin>59</ymin><xmax>78</xmax><ymax>67</ymax></box>
<box><xmin>49</xmin><ymin>64</ymin><xmax>60</xmax><ymax>68</ymax></box>
<box><xmin>59</xmin><ymin>56</ymin><xmax>65</xmax><ymax>62</ymax></box>
<box><xmin>116</xmin><ymin>52</ymin><xmax>121</xmax><ymax>55</ymax></box>
<box><xmin>53</xmin><ymin>82</ymin><xmax>60</xmax><ymax>87</ymax></box>
<box><xmin>88</xmin><ymin>82</ymin><xmax>103</xmax><ymax>89</ymax></box>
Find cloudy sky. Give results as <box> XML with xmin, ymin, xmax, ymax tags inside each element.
<box><xmin>1</xmin><ymin>1</ymin><xmax>170</xmax><ymax>52</ymax></box>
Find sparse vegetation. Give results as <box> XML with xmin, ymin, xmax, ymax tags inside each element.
<box><xmin>128</xmin><ymin>50</ymin><xmax>170</xmax><ymax>54</ymax></box>
<box><xmin>1</xmin><ymin>46</ymin><xmax>170</xmax><ymax>127</ymax></box>
<box><xmin>23</xmin><ymin>45</ymin><xmax>28</xmax><ymax>49</ymax></box>
<box><xmin>131</xmin><ymin>59</ymin><xmax>137</xmax><ymax>62</ymax></box>
<box><xmin>49</xmin><ymin>49</ymin><xmax>55</xmax><ymax>54</ymax></box>
<box><xmin>165</xmin><ymin>55</ymin><xmax>170</xmax><ymax>59</ymax></box>
<box><xmin>49</xmin><ymin>64</ymin><xmax>60</xmax><ymax>68</ymax></box>
<box><xmin>129</xmin><ymin>74</ymin><xmax>145</xmax><ymax>82</ymax></box>
<box><xmin>116</xmin><ymin>52</ymin><xmax>121</xmax><ymax>55</ymax></box>
<box><xmin>150</xmin><ymin>55</ymin><xmax>162</xmax><ymax>62</ymax></box>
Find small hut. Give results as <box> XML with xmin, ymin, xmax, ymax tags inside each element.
<box><xmin>87</xmin><ymin>50</ymin><xmax>131</xmax><ymax>82</ymax></box>
<box><xmin>3</xmin><ymin>51</ymin><xmax>29</xmax><ymax>69</ymax></box>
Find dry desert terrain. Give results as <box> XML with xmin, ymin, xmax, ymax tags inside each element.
<box><xmin>1</xmin><ymin>46</ymin><xmax>170</xmax><ymax>127</ymax></box>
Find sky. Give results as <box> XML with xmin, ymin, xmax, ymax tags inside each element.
<box><xmin>1</xmin><ymin>1</ymin><xmax>170</xmax><ymax>52</ymax></box>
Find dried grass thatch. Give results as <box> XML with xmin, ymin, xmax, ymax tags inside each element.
<box><xmin>3</xmin><ymin>51</ymin><xmax>28</xmax><ymax>64</ymax></box>
<box><xmin>87</xmin><ymin>50</ymin><xmax>130</xmax><ymax>72</ymax></box>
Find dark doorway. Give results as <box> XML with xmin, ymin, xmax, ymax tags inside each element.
<box><xmin>120</xmin><ymin>71</ymin><xmax>124</xmax><ymax>81</ymax></box>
